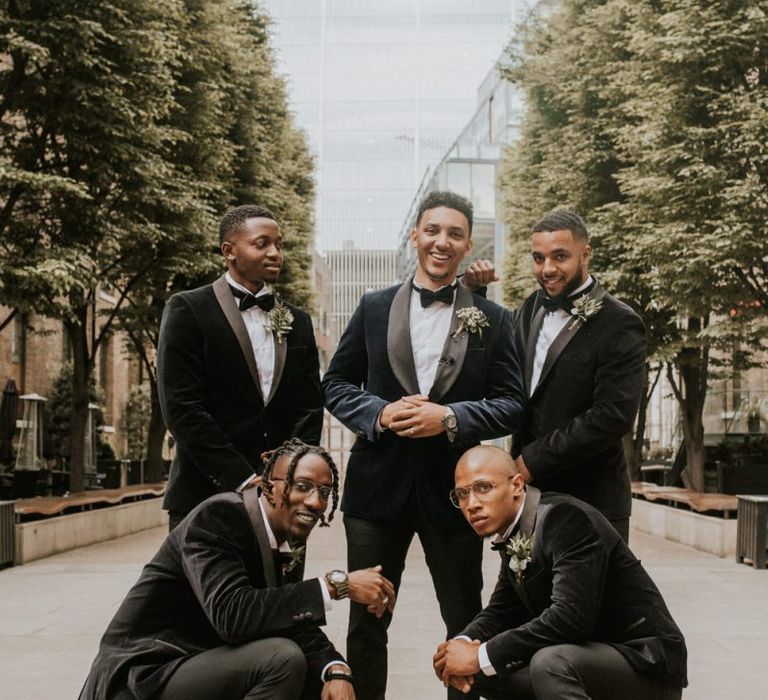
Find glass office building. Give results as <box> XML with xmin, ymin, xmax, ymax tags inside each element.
<box><xmin>260</xmin><ymin>0</ymin><xmax>518</xmax><ymax>251</ymax></box>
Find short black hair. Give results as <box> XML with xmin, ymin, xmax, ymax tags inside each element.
<box><xmin>531</xmin><ymin>210</ymin><xmax>588</xmax><ymax>242</ymax></box>
<box><xmin>219</xmin><ymin>204</ymin><xmax>277</xmax><ymax>244</ymax></box>
<box><xmin>262</xmin><ymin>438</ymin><xmax>340</xmax><ymax>527</ymax></box>
<box><xmin>415</xmin><ymin>190</ymin><xmax>473</xmax><ymax>234</ymax></box>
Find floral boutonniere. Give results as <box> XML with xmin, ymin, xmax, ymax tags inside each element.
<box><xmin>569</xmin><ymin>289</ymin><xmax>606</xmax><ymax>325</ymax></box>
<box><xmin>505</xmin><ymin>532</ymin><xmax>534</xmax><ymax>581</ymax></box>
<box><xmin>282</xmin><ymin>544</ymin><xmax>306</xmax><ymax>576</ymax></box>
<box><xmin>452</xmin><ymin>306</ymin><xmax>490</xmax><ymax>340</ymax></box>
<box><xmin>268</xmin><ymin>301</ymin><xmax>294</xmax><ymax>344</ymax></box>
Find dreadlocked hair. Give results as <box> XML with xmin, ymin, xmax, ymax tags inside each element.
<box><xmin>262</xmin><ymin>438</ymin><xmax>340</xmax><ymax>527</ymax></box>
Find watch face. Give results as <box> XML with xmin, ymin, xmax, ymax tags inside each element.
<box><xmin>329</xmin><ymin>570</ymin><xmax>347</xmax><ymax>584</ymax></box>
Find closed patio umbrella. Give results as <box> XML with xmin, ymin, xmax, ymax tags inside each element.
<box><xmin>0</xmin><ymin>378</ymin><xmax>20</xmax><ymax>464</ymax></box>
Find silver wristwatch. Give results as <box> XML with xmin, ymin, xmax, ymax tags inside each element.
<box><xmin>442</xmin><ymin>407</ymin><xmax>458</xmax><ymax>443</ymax></box>
<box><xmin>325</xmin><ymin>569</ymin><xmax>350</xmax><ymax>599</ymax></box>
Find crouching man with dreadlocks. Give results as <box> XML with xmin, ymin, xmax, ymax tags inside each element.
<box><xmin>79</xmin><ymin>439</ymin><xmax>396</xmax><ymax>700</ymax></box>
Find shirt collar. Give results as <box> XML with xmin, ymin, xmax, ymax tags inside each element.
<box><xmin>258</xmin><ymin>493</ymin><xmax>291</xmax><ymax>552</ymax></box>
<box><xmin>568</xmin><ymin>274</ymin><xmax>594</xmax><ymax>299</ymax></box>
<box><xmin>225</xmin><ymin>271</ymin><xmax>272</xmax><ymax>299</ymax></box>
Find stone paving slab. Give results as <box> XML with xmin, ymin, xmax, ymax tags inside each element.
<box><xmin>1</xmin><ymin>522</ymin><xmax>766</xmax><ymax>699</ymax></box>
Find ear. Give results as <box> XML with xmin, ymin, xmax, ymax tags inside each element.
<box><xmin>510</xmin><ymin>473</ymin><xmax>526</xmax><ymax>496</ymax></box>
<box><xmin>464</xmin><ymin>237</ymin><xmax>474</xmax><ymax>257</ymax></box>
<box><xmin>410</xmin><ymin>227</ymin><xmax>418</xmax><ymax>248</ymax></box>
<box><xmin>582</xmin><ymin>243</ymin><xmax>592</xmax><ymax>263</ymax></box>
<box><xmin>221</xmin><ymin>240</ymin><xmax>234</xmax><ymax>260</ymax></box>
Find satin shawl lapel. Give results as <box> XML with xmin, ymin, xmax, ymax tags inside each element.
<box><xmin>212</xmin><ymin>275</ymin><xmax>264</xmax><ymax>404</ymax></box>
<box><xmin>386</xmin><ymin>280</ymin><xmax>420</xmax><ymax>395</ymax></box>
<box><xmin>510</xmin><ymin>486</ymin><xmax>541</xmax><ymax>616</ymax></box>
<box><xmin>524</xmin><ymin>305</ymin><xmax>546</xmax><ymax>393</ymax></box>
<box><xmin>429</xmin><ymin>283</ymin><xmax>473</xmax><ymax>402</ymax></box>
<box><xmin>267</xmin><ymin>317</ymin><xmax>288</xmax><ymax>405</ymax></box>
<box><xmin>243</xmin><ymin>487</ymin><xmax>277</xmax><ymax>587</ymax></box>
<box><xmin>518</xmin><ymin>486</ymin><xmax>541</xmax><ymax>537</ymax></box>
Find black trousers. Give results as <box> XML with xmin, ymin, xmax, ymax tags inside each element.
<box><xmin>473</xmin><ymin>642</ymin><xmax>683</xmax><ymax>700</ymax></box>
<box><xmin>155</xmin><ymin>638</ymin><xmax>321</xmax><ymax>700</ymax></box>
<box><xmin>344</xmin><ymin>506</ymin><xmax>483</xmax><ymax>700</ymax></box>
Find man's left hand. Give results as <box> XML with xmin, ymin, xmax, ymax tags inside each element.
<box><xmin>389</xmin><ymin>398</ymin><xmax>446</xmax><ymax>438</ymax></box>
<box><xmin>434</xmin><ymin>639</ymin><xmax>481</xmax><ymax>682</ymax></box>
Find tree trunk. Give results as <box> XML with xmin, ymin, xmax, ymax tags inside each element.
<box><xmin>67</xmin><ymin>317</ymin><xmax>91</xmax><ymax>493</ymax></box>
<box><xmin>144</xmin><ymin>379</ymin><xmax>167</xmax><ymax>483</ymax></box>
<box><xmin>624</xmin><ymin>362</ymin><xmax>660</xmax><ymax>481</ymax></box>
<box><xmin>668</xmin><ymin>318</ymin><xmax>710</xmax><ymax>492</ymax></box>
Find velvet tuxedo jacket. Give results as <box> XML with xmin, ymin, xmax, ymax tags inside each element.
<box><xmin>158</xmin><ymin>274</ymin><xmax>323</xmax><ymax>516</ymax></box>
<box><xmin>322</xmin><ymin>280</ymin><xmax>526</xmax><ymax>528</ymax></box>
<box><xmin>462</xmin><ymin>488</ymin><xmax>687</xmax><ymax>689</ymax></box>
<box><xmin>511</xmin><ymin>282</ymin><xmax>646</xmax><ymax>520</ymax></box>
<box><xmin>78</xmin><ymin>489</ymin><xmax>340</xmax><ymax>700</ymax></box>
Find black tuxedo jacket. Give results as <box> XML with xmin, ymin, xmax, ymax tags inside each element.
<box><xmin>511</xmin><ymin>282</ymin><xmax>646</xmax><ymax>519</ymax></box>
<box><xmin>322</xmin><ymin>280</ymin><xmax>525</xmax><ymax>528</ymax></box>
<box><xmin>462</xmin><ymin>488</ymin><xmax>687</xmax><ymax>688</ymax></box>
<box><xmin>79</xmin><ymin>489</ymin><xmax>340</xmax><ymax>700</ymax></box>
<box><xmin>158</xmin><ymin>274</ymin><xmax>323</xmax><ymax>515</ymax></box>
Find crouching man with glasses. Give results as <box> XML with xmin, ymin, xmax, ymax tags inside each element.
<box><xmin>79</xmin><ymin>439</ymin><xmax>395</xmax><ymax>700</ymax></box>
<box><xmin>435</xmin><ymin>445</ymin><xmax>687</xmax><ymax>700</ymax></box>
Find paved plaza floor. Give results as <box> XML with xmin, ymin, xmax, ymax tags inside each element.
<box><xmin>1</xmin><ymin>519</ymin><xmax>766</xmax><ymax>699</ymax></box>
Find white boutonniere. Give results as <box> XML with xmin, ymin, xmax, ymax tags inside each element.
<box><xmin>452</xmin><ymin>306</ymin><xmax>490</xmax><ymax>339</ymax></box>
<box><xmin>505</xmin><ymin>533</ymin><xmax>534</xmax><ymax>581</ymax></box>
<box><xmin>268</xmin><ymin>301</ymin><xmax>294</xmax><ymax>344</ymax></box>
<box><xmin>569</xmin><ymin>294</ymin><xmax>603</xmax><ymax>323</ymax></box>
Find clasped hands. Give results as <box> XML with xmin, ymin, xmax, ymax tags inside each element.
<box><xmin>432</xmin><ymin>638</ymin><xmax>481</xmax><ymax>694</ymax></box>
<box><xmin>381</xmin><ymin>395</ymin><xmax>446</xmax><ymax>439</ymax></box>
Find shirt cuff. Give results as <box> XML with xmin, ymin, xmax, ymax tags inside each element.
<box><xmin>321</xmin><ymin>660</ymin><xmax>351</xmax><ymax>683</ymax></box>
<box><xmin>318</xmin><ymin>577</ymin><xmax>333</xmax><ymax>611</ymax></box>
<box><xmin>478</xmin><ymin>643</ymin><xmax>496</xmax><ymax>676</ymax></box>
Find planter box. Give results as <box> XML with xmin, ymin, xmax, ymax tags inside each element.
<box><xmin>14</xmin><ymin>496</ymin><xmax>167</xmax><ymax>564</ymax></box>
<box><xmin>631</xmin><ymin>497</ymin><xmax>737</xmax><ymax>558</ymax></box>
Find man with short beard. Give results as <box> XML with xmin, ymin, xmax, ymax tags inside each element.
<box><xmin>466</xmin><ymin>210</ymin><xmax>646</xmax><ymax>541</ymax></box>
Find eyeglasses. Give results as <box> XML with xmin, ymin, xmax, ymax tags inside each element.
<box><xmin>449</xmin><ymin>477</ymin><xmax>514</xmax><ymax>508</ymax></box>
<box><xmin>270</xmin><ymin>477</ymin><xmax>333</xmax><ymax>502</ymax></box>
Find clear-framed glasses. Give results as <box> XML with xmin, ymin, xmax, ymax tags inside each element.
<box><xmin>449</xmin><ymin>476</ymin><xmax>514</xmax><ymax>508</ymax></box>
<box><xmin>270</xmin><ymin>477</ymin><xmax>332</xmax><ymax>502</ymax></box>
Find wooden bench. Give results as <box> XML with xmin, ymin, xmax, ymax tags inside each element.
<box><xmin>14</xmin><ymin>483</ymin><xmax>166</xmax><ymax>521</ymax></box>
<box><xmin>631</xmin><ymin>481</ymin><xmax>738</xmax><ymax>518</ymax></box>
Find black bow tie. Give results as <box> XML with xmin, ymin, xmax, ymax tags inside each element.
<box><xmin>539</xmin><ymin>293</ymin><xmax>572</xmax><ymax>314</ymax></box>
<box><xmin>539</xmin><ymin>279</ymin><xmax>596</xmax><ymax>314</ymax></box>
<box><xmin>230</xmin><ymin>285</ymin><xmax>275</xmax><ymax>312</ymax></box>
<box><xmin>491</xmin><ymin>538</ymin><xmax>509</xmax><ymax>552</ymax></box>
<box><xmin>412</xmin><ymin>281</ymin><xmax>456</xmax><ymax>308</ymax></box>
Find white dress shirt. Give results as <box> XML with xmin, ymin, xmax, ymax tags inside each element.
<box><xmin>529</xmin><ymin>276</ymin><xmax>594</xmax><ymax>395</ymax></box>
<box><xmin>409</xmin><ymin>284</ymin><xmax>455</xmax><ymax>396</ymax></box>
<box><xmin>225</xmin><ymin>272</ymin><xmax>275</xmax><ymax>401</ymax></box>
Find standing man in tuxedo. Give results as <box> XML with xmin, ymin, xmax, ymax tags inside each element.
<box><xmin>79</xmin><ymin>440</ymin><xmax>396</xmax><ymax>700</ymax></box>
<box><xmin>434</xmin><ymin>445</ymin><xmax>687</xmax><ymax>700</ymax></box>
<box><xmin>465</xmin><ymin>210</ymin><xmax>646</xmax><ymax>541</ymax></box>
<box><xmin>323</xmin><ymin>191</ymin><xmax>526</xmax><ymax>699</ymax></box>
<box><xmin>158</xmin><ymin>204</ymin><xmax>323</xmax><ymax>530</ymax></box>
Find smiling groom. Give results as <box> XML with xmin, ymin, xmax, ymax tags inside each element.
<box><xmin>323</xmin><ymin>191</ymin><xmax>526</xmax><ymax>700</ymax></box>
<box><xmin>158</xmin><ymin>204</ymin><xmax>323</xmax><ymax>531</ymax></box>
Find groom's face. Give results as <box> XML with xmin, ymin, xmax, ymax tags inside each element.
<box><xmin>221</xmin><ymin>216</ymin><xmax>284</xmax><ymax>293</ymax></box>
<box><xmin>531</xmin><ymin>228</ymin><xmax>591</xmax><ymax>299</ymax></box>
<box><xmin>265</xmin><ymin>453</ymin><xmax>333</xmax><ymax>543</ymax></box>
<box><xmin>411</xmin><ymin>206</ymin><xmax>473</xmax><ymax>289</ymax></box>
<box><xmin>454</xmin><ymin>451</ymin><xmax>525</xmax><ymax>538</ymax></box>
